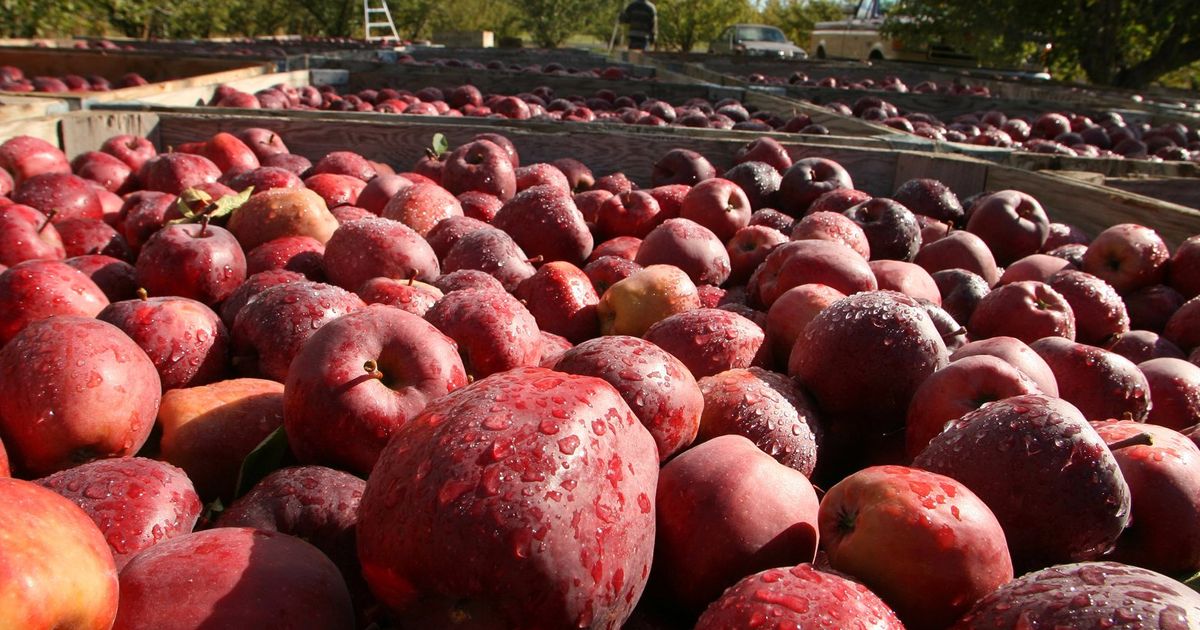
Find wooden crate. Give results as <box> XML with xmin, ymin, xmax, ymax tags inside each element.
<box><xmin>0</xmin><ymin>48</ymin><xmax>275</xmax><ymax>110</ymax></box>
<box><xmin>56</xmin><ymin>108</ymin><xmax>1199</xmax><ymax>246</ymax></box>
<box><xmin>0</xmin><ymin>95</ymin><xmax>69</xmax><ymax>122</ymax></box>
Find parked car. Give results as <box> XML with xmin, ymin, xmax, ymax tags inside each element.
<box><xmin>810</xmin><ymin>0</ymin><xmax>973</xmax><ymax>64</ymax></box>
<box><xmin>708</xmin><ymin>24</ymin><xmax>807</xmax><ymax>59</ymax></box>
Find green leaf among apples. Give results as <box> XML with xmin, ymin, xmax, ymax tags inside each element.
<box><xmin>169</xmin><ymin>186</ymin><xmax>254</xmax><ymax>226</ymax></box>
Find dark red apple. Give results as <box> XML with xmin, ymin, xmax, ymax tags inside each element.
<box><xmin>0</xmin><ymin>259</ymin><xmax>109</xmax><ymax>345</ymax></box>
<box><xmin>726</xmin><ymin>225</ymin><xmax>787</xmax><ymax>285</ymax></box>
<box><xmin>679</xmin><ymin>178</ymin><xmax>751</xmax><ymax>242</ymax></box>
<box><xmin>134</xmin><ymin>222</ymin><xmax>247</xmax><ymax>306</ymax></box>
<box><xmin>424</xmin><ymin>288</ymin><xmax>541</xmax><ymax>378</ymax></box>
<box><xmin>777</xmin><ymin>158</ymin><xmax>853</xmax><ymax>216</ymax></box>
<box><xmin>1170</xmin><ymin>235</ymin><xmax>1200</xmax><ymax>298</ymax></box>
<box><xmin>595</xmin><ymin>190</ymin><xmax>663</xmax><ymax>239</ymax></box>
<box><xmin>733</xmin><ymin>136</ymin><xmax>792</xmax><ymax>173</ymax></box>
<box><xmin>139</xmin><ymin>153</ymin><xmax>221</xmax><ymax>195</ymax></box>
<box><xmin>965</xmin><ymin>190</ymin><xmax>1050</xmax><ymax>265</ymax></box>
<box><xmin>13</xmin><ymin>172</ymin><xmax>104</xmax><ymax>222</ymax></box>
<box><xmin>65</xmin><ymin>254</ymin><xmax>137</xmax><ymax>302</ymax></box>
<box><xmin>1138</xmin><ymin>357</ymin><xmax>1200</xmax><ymax>429</ymax></box>
<box><xmin>322</xmin><ymin>217</ymin><xmax>439</xmax><ymax>291</ymax></box>
<box><xmin>914</xmin><ymin>394</ymin><xmax>1130</xmax><ymax>570</ymax></box>
<box><xmin>1081</xmin><ymin>223</ymin><xmax>1170</xmax><ymax>294</ymax></box>
<box><xmin>0</xmin><ymin>203</ymin><xmax>65</xmax><ymax>266</ymax></box>
<box><xmin>891</xmin><ymin>178</ymin><xmax>965</xmax><ymax>226</ymax></box>
<box><xmin>1031</xmin><ymin>336</ymin><xmax>1151</xmax><ymax>421</ymax></box>
<box><xmin>748</xmin><ymin>239</ymin><xmax>877</xmax><ymax>308</ymax></box>
<box><xmin>968</xmin><ymin>280</ymin><xmax>1076</xmax><ymax>343</ymax></box>
<box><xmin>634</xmin><ymin>218</ymin><xmax>731</xmax><ymax>287</ymax></box>
<box><xmin>914</xmin><ymin>230</ymin><xmax>999</xmax><ymax>285</ymax></box>
<box><xmin>643</xmin><ymin>308</ymin><xmax>768</xmax><ymax>379</ymax></box>
<box><xmin>100</xmin><ymin>134</ymin><xmax>156</xmax><ymax>174</ymax></box>
<box><xmin>356</xmin><ymin>367</ymin><xmax>657</xmax><ymax>628</ymax></box>
<box><xmin>492</xmin><ymin>185</ymin><xmax>593</xmax><ymax>265</ymax></box>
<box><xmin>97</xmin><ymin>294</ymin><xmax>229</xmax><ymax>391</ymax></box>
<box><xmin>651</xmin><ymin>148</ymin><xmax>716</xmax><ymax>187</ymax></box>
<box><xmin>514</xmin><ymin>261</ymin><xmax>599</xmax><ymax>343</ymax></box>
<box><xmin>653</xmin><ymin>435</ymin><xmax>819</xmax><ymax>611</ymax></box>
<box><xmin>790</xmin><ymin>211</ymin><xmax>871</xmax><ymax>259</ymax></box>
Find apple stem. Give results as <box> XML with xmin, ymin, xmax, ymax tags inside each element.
<box><xmin>363</xmin><ymin>359</ymin><xmax>384</xmax><ymax>380</ymax></box>
<box><xmin>1107</xmin><ymin>432</ymin><xmax>1153</xmax><ymax>451</ymax></box>
<box><xmin>137</xmin><ymin>288</ymin><xmax>148</xmax><ymax>301</ymax></box>
<box><xmin>407</xmin><ymin>270</ymin><xmax>417</xmax><ymax>286</ymax></box>
<box><xmin>38</xmin><ymin>209</ymin><xmax>58</xmax><ymax>232</ymax></box>
<box><xmin>525</xmin><ymin>255</ymin><xmax>544</xmax><ymax>266</ymax></box>
<box><xmin>198</xmin><ymin>215</ymin><xmax>210</xmax><ymax>237</ymax></box>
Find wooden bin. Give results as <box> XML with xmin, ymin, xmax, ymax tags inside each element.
<box><xmin>58</xmin><ymin>108</ymin><xmax>1199</xmax><ymax>246</ymax></box>
<box><xmin>0</xmin><ymin>48</ymin><xmax>275</xmax><ymax>110</ymax></box>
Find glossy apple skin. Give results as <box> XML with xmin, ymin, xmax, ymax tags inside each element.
<box><xmin>134</xmin><ymin>223</ymin><xmax>247</xmax><ymax>307</ymax></box>
<box><xmin>914</xmin><ymin>230</ymin><xmax>999</xmax><ymax>285</ymax></box>
<box><xmin>138</xmin><ymin>152</ymin><xmax>221</xmax><ymax>195</ymax></box>
<box><xmin>55</xmin><ymin>217</ymin><xmax>132</xmax><ymax>262</ymax></box>
<box><xmin>789</xmin><ymin>291</ymin><xmax>948</xmax><ymax>434</ymax></box>
<box><xmin>97</xmin><ymin>296</ymin><xmax>230</xmax><ymax>391</ymax></box>
<box><xmin>597</xmin><ymin>264</ymin><xmax>701</xmax><ymax>337</ymax></box>
<box><xmin>0</xmin><ymin>203</ymin><xmax>65</xmax><ymax>266</ymax></box>
<box><xmin>764</xmin><ymin>283</ymin><xmax>845</xmax><ymax>366</ymax></box>
<box><xmin>695</xmin><ymin>564</ymin><xmax>903</xmax><ymax>630</ymax></box>
<box><xmin>843</xmin><ymin>197</ymin><xmax>922</xmax><ymax>262</ymax></box>
<box><xmin>697</xmin><ymin>367</ymin><xmax>822</xmax><ymax>477</ymax></box>
<box><xmin>0</xmin><ymin>317</ymin><xmax>160</xmax><ymax>476</ymax></box>
<box><xmin>819</xmin><ymin>466</ymin><xmax>1013</xmax><ymax>629</ymax></box>
<box><xmin>442</xmin><ymin>227</ymin><xmax>536</xmax><ymax>292</ymax></box>
<box><xmin>226</xmin><ymin>187</ymin><xmax>339</xmax><ymax>251</ymax></box>
<box><xmin>643</xmin><ymin>308</ymin><xmax>768</xmax><ymax>379</ymax></box>
<box><xmin>679</xmin><ymin>178</ymin><xmax>751</xmax><ymax>243</ymax></box>
<box><xmin>905</xmin><ymin>354</ymin><xmax>1042</xmax><ymax>457</ymax></box>
<box><xmin>231</xmin><ymin>280</ymin><xmax>365</xmax><ymax>382</ymax></box>
<box><xmin>0</xmin><ymin>259</ymin><xmax>109</xmax><ymax>346</ymax></box>
<box><xmin>13</xmin><ymin>173</ymin><xmax>103</xmax><ymax>224</ymax></box>
<box><xmin>356</xmin><ymin>277</ymin><xmax>441</xmax><ymax>316</ymax></box>
<box><xmin>722</xmin><ymin>161</ymin><xmax>781</xmax><ymax>211</ymax></box>
<box><xmin>1081</xmin><ymin>223</ymin><xmax>1170</xmax><ymax>294</ymax></box>
<box><xmin>733</xmin><ymin>136</ymin><xmax>792</xmax><ymax>173</ymax></box>
<box><xmin>322</xmin><ymin>216</ymin><xmax>439</xmax><ymax>291</ymax></box>
<box><xmin>245</xmin><ymin>235</ymin><xmax>325</xmax><ymax>280</ymax></box>
<box><xmin>381</xmin><ymin>182</ymin><xmax>464</xmax><ymax>237</ymax></box>
<box><xmin>1093</xmin><ymin>421</ymin><xmax>1200</xmax><ymax>574</ymax></box>
<box><xmin>118</xmin><ymin>191</ymin><xmax>179</xmax><ymax>253</ymax></box>
<box><xmin>514</xmin><ymin>261</ymin><xmax>599</xmax><ymax>344</ymax></box>
<box><xmin>493</xmin><ymin>185</ymin><xmax>594</xmax><ymax>265</ymax></box>
<box><xmin>634</xmin><ymin>218</ymin><xmax>731</xmax><ymax>287</ymax></box>
<box><xmin>284</xmin><ymin>305</ymin><xmax>467</xmax><ymax>476</ymax></box>
<box><xmin>113</xmin><ymin>528</ymin><xmax>354</xmax><ymax>630</ymax></box>
<box><xmin>869</xmin><ymin>259</ymin><xmax>941</xmax><ymax>304</ymax></box>
<box><xmin>65</xmin><ymin>254</ymin><xmax>138</xmax><ymax>302</ymax></box>
<box><xmin>595</xmin><ymin>190</ymin><xmax>663</xmax><ymax>239</ymax></box>
<box><xmin>357</xmin><ymin>367</ymin><xmax>658</xmax><ymax>629</ymax></box>
<box><xmin>100</xmin><ymin>134</ymin><xmax>156</xmax><ymax>173</ymax></box>
<box><xmin>158</xmin><ymin>378</ymin><xmax>284</xmax><ymax>501</ymax></box>
<box><xmin>1124</xmin><ymin>284</ymin><xmax>1185</xmax><ymax>333</ymax></box>
<box><xmin>1031</xmin><ymin>336</ymin><xmax>1151</xmax><ymax>422</ymax></box>
<box><xmin>892</xmin><ymin>177</ymin><xmax>964</xmax><ymax>226</ymax></box>
<box><xmin>0</xmin><ymin>135</ymin><xmax>71</xmax><ymax>184</ymax></box>
<box><xmin>311</xmin><ymin>151</ymin><xmax>376</xmax><ymax>181</ymax></box>
<box><xmin>441</xmin><ymin>140</ymin><xmax>517</xmax><ymax>201</ymax></box>
<box><xmin>426</xmin><ymin>215</ymin><xmax>490</xmax><ymax>262</ymax></box>
<box><xmin>790</xmin><ymin>211</ymin><xmax>870</xmax><ymax>260</ymax></box>
<box><xmin>748</xmin><ymin>239</ymin><xmax>877</xmax><ymax>308</ymax></box>
<box><xmin>777</xmin><ymin>158</ymin><xmax>854</xmax><ymax>216</ymax></box>
<box><xmin>914</xmin><ymin>394</ymin><xmax>1130</xmax><ymax>570</ymax></box>
<box><xmin>71</xmin><ymin>151</ymin><xmax>133</xmax><ymax>194</ymax></box>
<box><xmin>554</xmin><ymin>335</ymin><xmax>702</xmax><ymax>462</ymax></box>
<box><xmin>965</xmin><ymin>190</ymin><xmax>1050</xmax><ymax>265</ymax></box>
<box><xmin>955</xmin><ymin>562</ymin><xmax>1200</xmax><ymax>629</ymax></box>
<box><xmin>1170</xmin><ymin>235</ymin><xmax>1200</xmax><ymax>299</ymax></box>
<box><xmin>0</xmin><ymin>477</ymin><xmax>118</xmax><ymax>630</ymax></box>
<box><xmin>651</xmin><ymin>148</ymin><xmax>717</xmax><ymax>187</ymax></box>
<box><xmin>424</xmin><ymin>288</ymin><xmax>541</xmax><ymax>379</ymax></box>
<box><xmin>36</xmin><ymin>457</ymin><xmax>201</xmax><ymax>570</ymax></box>
<box><xmin>1165</xmin><ymin>296</ymin><xmax>1200</xmax><ymax>352</ymax></box>
<box><xmin>1106</xmin><ymin>329</ymin><xmax>1186</xmax><ymax>364</ymax></box>
<box><xmin>1138</xmin><ymin>357</ymin><xmax>1200</xmax><ymax>429</ymax></box>
<box><xmin>303</xmin><ymin>173</ymin><xmax>366</xmax><ymax>210</ymax></box>
<box><xmin>653</xmin><ymin>435</ymin><xmax>820</xmax><ymax>612</ymax></box>
<box><xmin>968</xmin><ymin>280</ymin><xmax>1076</xmax><ymax>344</ymax></box>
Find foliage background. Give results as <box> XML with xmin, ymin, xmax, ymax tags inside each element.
<box><xmin>1</xmin><ymin>0</ymin><xmax>1196</xmax><ymax>88</ymax></box>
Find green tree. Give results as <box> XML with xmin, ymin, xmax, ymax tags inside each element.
<box><xmin>505</xmin><ymin>0</ymin><xmax>593</xmax><ymax>48</ymax></box>
<box><xmin>759</xmin><ymin>0</ymin><xmax>843</xmax><ymax>49</ymax></box>
<box><xmin>656</xmin><ymin>0</ymin><xmax>755</xmax><ymax>52</ymax></box>
<box><xmin>883</xmin><ymin>0</ymin><xmax>1200</xmax><ymax>88</ymax></box>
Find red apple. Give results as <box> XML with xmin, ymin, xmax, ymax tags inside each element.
<box><xmin>679</xmin><ymin>178</ymin><xmax>751</xmax><ymax>242</ymax></box>
<box><xmin>733</xmin><ymin>136</ymin><xmax>792</xmax><ymax>173</ymax></box>
<box><xmin>226</xmin><ymin>188</ymin><xmax>339</xmax><ymax>251</ymax></box>
<box><xmin>139</xmin><ymin>152</ymin><xmax>221</xmax><ymax>195</ymax></box>
<box><xmin>1166</xmin><ymin>296</ymin><xmax>1200</xmax><ymax>352</ymax></box>
<box><xmin>158</xmin><ymin>378</ymin><xmax>284</xmax><ymax>501</ymax></box>
<box><xmin>790</xmin><ymin>210</ymin><xmax>871</xmax><ymax>259</ymax></box>
<box><xmin>914</xmin><ymin>393</ymin><xmax>1130</xmax><ymax>570</ymax></box>
<box><xmin>1107</xmin><ymin>329</ymin><xmax>1186</xmax><ymax>364</ymax></box>
<box><xmin>643</xmin><ymin>308</ymin><xmax>768</xmax><ymax>379</ymax></box>
<box><xmin>1048</xmin><ymin>269</ymin><xmax>1129</xmax><ymax>345</ymax></box>
<box><xmin>777</xmin><ymin>158</ymin><xmax>853</xmax><ymax>216</ymax></box>
<box><xmin>1124</xmin><ymin>284</ymin><xmax>1186</xmax><ymax>333</ymax></box>
<box><xmin>35</xmin><ymin>457</ymin><xmax>201</xmax><ymax>569</ymax></box>
<box><xmin>311</xmin><ymin>151</ymin><xmax>376</xmax><ymax>182</ymax></box>
<box><xmin>997</xmin><ymin>252</ymin><xmax>1072</xmax><ymax>284</ymax></box>
<box><xmin>914</xmin><ymin>230</ymin><xmax>999</xmax><ymax>285</ymax></box>
<box><xmin>1031</xmin><ymin>336</ymin><xmax>1151</xmax><ymax>422</ymax></box>
<box><xmin>1138</xmin><ymin>357</ymin><xmax>1200</xmax><ymax>429</ymax></box>
<box><xmin>959</xmin><ymin>561</ymin><xmax>1200</xmax><ymax>628</ymax></box>
<box><xmin>870</xmin><ymin>259</ymin><xmax>941</xmax><ymax>304</ymax></box>
<box><xmin>694</xmin><ymin>564</ymin><xmax>903</xmax><ymax>629</ymax></box>
<box><xmin>0</xmin><ymin>316</ymin><xmax>160</xmax><ymax>475</ymax></box>
<box><xmin>71</xmin><ymin>150</ymin><xmax>133</xmax><ymax>194</ymax></box>
<box><xmin>0</xmin><ymin>203</ymin><xmax>65</xmax><ymax>266</ymax></box>
<box><xmin>356</xmin><ymin>367</ymin><xmax>658</xmax><ymax>628</ymax></box>
<box><xmin>1170</xmin><ymin>235</ymin><xmax>1200</xmax><ymax>298</ymax></box>
<box><xmin>819</xmin><ymin>465</ymin><xmax>1013</xmax><ymax>628</ymax></box>
<box><xmin>651</xmin><ymin>148</ymin><xmax>716</xmax><ymax>187</ymax></box>
<box><xmin>0</xmin><ymin>477</ymin><xmax>118</xmax><ymax>629</ymax></box>
<box><xmin>1081</xmin><ymin>223</ymin><xmax>1170</xmax><ymax>294</ymax></box>
<box><xmin>100</xmin><ymin>134</ymin><xmax>156</xmax><ymax>174</ymax></box>
<box><xmin>965</xmin><ymin>190</ymin><xmax>1050</xmax><ymax>265</ymax></box>
<box><xmin>653</xmin><ymin>435</ymin><xmax>820</xmax><ymax>611</ymax></box>
<box><xmin>554</xmin><ymin>335</ymin><xmax>701</xmax><ymax>461</ymax></box>
<box><xmin>595</xmin><ymin>190</ymin><xmax>663</xmax><ymax>239</ymax></box>
<box><xmin>764</xmin><ymin>283</ymin><xmax>845</xmax><ymax>365</ymax></box>
<box><xmin>697</xmin><ymin>367</ymin><xmax>822</xmax><ymax>476</ymax></box>
<box><xmin>492</xmin><ymin>185</ymin><xmax>593</xmax><ymax>265</ymax></box>
<box><xmin>425</xmin><ymin>288</ymin><xmax>541</xmax><ymax>378</ymax></box>
<box><xmin>284</xmin><ymin>305</ymin><xmax>467</xmax><ymax>475</ymax></box>
<box><xmin>0</xmin><ymin>135</ymin><xmax>70</xmax><ymax>184</ymax></box>
<box><xmin>135</xmin><ymin>222</ymin><xmax>247</xmax><ymax>306</ymax></box>
<box><xmin>726</xmin><ymin>225</ymin><xmax>787</xmax><ymax>285</ymax></box>
<box><xmin>892</xmin><ymin>178</ymin><xmax>965</xmax><ymax>226</ymax></box>
<box><xmin>323</xmin><ymin>217</ymin><xmax>439</xmax><ymax>291</ymax></box>
<box><xmin>0</xmin><ymin>259</ymin><xmax>109</xmax><ymax>345</ymax></box>
<box><xmin>514</xmin><ymin>261</ymin><xmax>599</xmax><ymax>343</ymax></box>
<box><xmin>13</xmin><ymin>172</ymin><xmax>104</xmax><ymax>222</ymax></box>
<box><xmin>113</xmin><ymin>528</ymin><xmax>353</xmax><ymax>630</ymax></box>
<box><xmin>634</xmin><ymin>218</ymin><xmax>731</xmax><ymax>286</ymax></box>
<box><xmin>1094</xmin><ymin>421</ymin><xmax>1200</xmax><ymax>573</ymax></box>
<box><xmin>968</xmin><ymin>280</ymin><xmax>1076</xmax><ymax>343</ymax></box>
<box><xmin>749</xmin><ymin>239</ymin><xmax>877</xmax><ymax>308</ymax></box>
<box><xmin>441</xmin><ymin>227</ymin><xmax>536</xmax><ymax>292</ymax></box>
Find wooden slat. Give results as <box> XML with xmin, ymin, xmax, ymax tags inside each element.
<box><xmin>0</xmin><ymin>95</ymin><xmax>69</xmax><ymax>122</ymax></box>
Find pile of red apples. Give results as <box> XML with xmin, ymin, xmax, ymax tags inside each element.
<box><xmin>211</xmin><ymin>81</ymin><xmax>830</xmax><ymax>134</ymax></box>
<box><xmin>1</xmin><ymin>124</ymin><xmax>1199</xmax><ymax>629</ymax></box>
<box><xmin>0</xmin><ymin>66</ymin><xmax>150</xmax><ymax>93</ymax></box>
<box><xmin>828</xmin><ymin>94</ymin><xmax>1200</xmax><ymax>161</ymax></box>
<box><xmin>747</xmin><ymin>70</ymin><xmax>991</xmax><ymax>97</ymax></box>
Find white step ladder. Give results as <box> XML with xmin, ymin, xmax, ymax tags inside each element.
<box><xmin>363</xmin><ymin>0</ymin><xmax>400</xmax><ymax>42</ymax></box>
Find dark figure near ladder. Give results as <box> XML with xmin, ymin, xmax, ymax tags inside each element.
<box><xmin>620</xmin><ymin>0</ymin><xmax>658</xmax><ymax>51</ymax></box>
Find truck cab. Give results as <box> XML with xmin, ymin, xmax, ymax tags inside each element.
<box><xmin>810</xmin><ymin>0</ymin><xmax>973</xmax><ymax>63</ymax></box>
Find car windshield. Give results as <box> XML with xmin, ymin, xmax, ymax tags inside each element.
<box><xmin>878</xmin><ymin>0</ymin><xmax>898</xmax><ymax>14</ymax></box>
<box><xmin>737</xmin><ymin>26</ymin><xmax>788</xmax><ymax>43</ymax></box>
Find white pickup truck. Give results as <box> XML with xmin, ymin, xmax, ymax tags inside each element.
<box><xmin>809</xmin><ymin>0</ymin><xmax>974</xmax><ymax>63</ymax></box>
